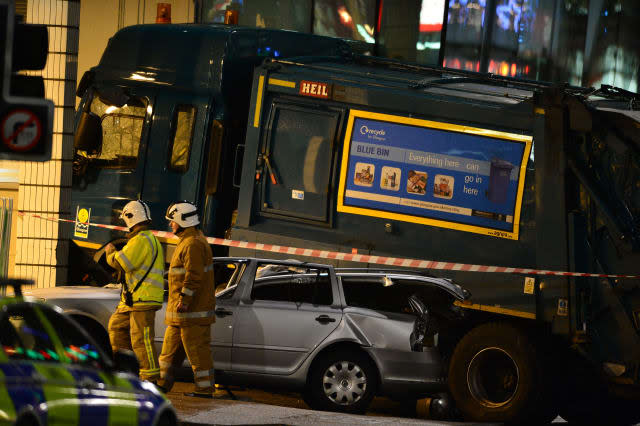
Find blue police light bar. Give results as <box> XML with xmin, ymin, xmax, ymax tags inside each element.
<box><xmin>0</xmin><ymin>0</ymin><xmax>53</xmax><ymax>161</ymax></box>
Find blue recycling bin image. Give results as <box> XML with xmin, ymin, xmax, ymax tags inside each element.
<box><xmin>487</xmin><ymin>159</ymin><xmax>514</xmax><ymax>203</ymax></box>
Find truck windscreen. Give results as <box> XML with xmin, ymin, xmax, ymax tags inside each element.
<box><xmin>79</xmin><ymin>94</ymin><xmax>148</xmax><ymax>169</ymax></box>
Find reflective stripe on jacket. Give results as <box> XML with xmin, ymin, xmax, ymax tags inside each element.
<box><xmin>165</xmin><ymin>227</ymin><xmax>215</xmax><ymax>326</ymax></box>
<box><xmin>108</xmin><ymin>228</ymin><xmax>165</xmax><ymax>310</ymax></box>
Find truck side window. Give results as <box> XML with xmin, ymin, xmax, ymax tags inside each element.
<box><xmin>87</xmin><ymin>95</ymin><xmax>147</xmax><ymax>169</ymax></box>
<box><xmin>205</xmin><ymin>120</ymin><xmax>224</xmax><ymax>194</ymax></box>
<box><xmin>168</xmin><ymin>105</ymin><xmax>196</xmax><ymax>173</ymax></box>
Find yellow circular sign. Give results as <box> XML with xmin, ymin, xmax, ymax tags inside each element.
<box><xmin>77</xmin><ymin>208</ymin><xmax>89</xmax><ymax>223</ymax></box>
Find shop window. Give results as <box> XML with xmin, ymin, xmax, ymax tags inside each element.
<box><xmin>168</xmin><ymin>105</ymin><xmax>196</xmax><ymax>173</ymax></box>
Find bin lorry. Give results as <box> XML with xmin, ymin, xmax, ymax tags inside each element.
<box><xmin>69</xmin><ymin>23</ymin><xmax>640</xmax><ymax>423</ymax></box>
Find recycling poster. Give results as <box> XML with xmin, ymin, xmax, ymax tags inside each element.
<box><xmin>337</xmin><ymin>110</ymin><xmax>532</xmax><ymax>240</ymax></box>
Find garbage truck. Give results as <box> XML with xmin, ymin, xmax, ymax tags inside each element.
<box><xmin>69</xmin><ymin>23</ymin><xmax>640</xmax><ymax>424</ymax></box>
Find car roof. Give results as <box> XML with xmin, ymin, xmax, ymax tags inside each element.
<box><xmin>217</xmin><ymin>257</ymin><xmax>469</xmax><ymax>300</ymax></box>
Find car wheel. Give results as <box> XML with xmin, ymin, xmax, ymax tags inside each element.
<box><xmin>448</xmin><ymin>322</ymin><xmax>543</xmax><ymax>423</ymax></box>
<box><xmin>306</xmin><ymin>349</ymin><xmax>377</xmax><ymax>414</ymax></box>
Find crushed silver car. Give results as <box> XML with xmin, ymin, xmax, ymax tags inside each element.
<box><xmin>25</xmin><ymin>257</ymin><xmax>470</xmax><ymax>414</ymax></box>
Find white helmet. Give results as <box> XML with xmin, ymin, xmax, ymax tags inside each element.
<box><xmin>120</xmin><ymin>200</ymin><xmax>152</xmax><ymax>229</ymax></box>
<box><xmin>165</xmin><ymin>201</ymin><xmax>200</xmax><ymax>227</ymax></box>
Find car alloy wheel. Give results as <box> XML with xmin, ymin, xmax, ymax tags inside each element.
<box><xmin>322</xmin><ymin>360</ymin><xmax>367</xmax><ymax>406</ymax></box>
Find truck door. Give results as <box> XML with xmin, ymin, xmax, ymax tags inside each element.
<box><xmin>72</xmin><ymin>88</ymin><xmax>154</xmax><ymax>239</ymax></box>
<box><xmin>139</xmin><ymin>93</ymin><xmax>209</xmax><ymax>225</ymax></box>
<box><xmin>259</xmin><ymin>103</ymin><xmax>341</xmax><ymax>224</ymax></box>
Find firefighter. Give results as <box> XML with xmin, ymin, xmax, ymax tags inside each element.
<box><xmin>105</xmin><ymin>200</ymin><xmax>164</xmax><ymax>383</ymax></box>
<box><xmin>157</xmin><ymin>201</ymin><xmax>216</xmax><ymax>398</ymax></box>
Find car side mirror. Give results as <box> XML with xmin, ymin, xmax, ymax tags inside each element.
<box><xmin>76</xmin><ymin>70</ymin><xmax>95</xmax><ymax>98</ymax></box>
<box><xmin>113</xmin><ymin>349</ymin><xmax>139</xmax><ymax>375</ymax></box>
<box><xmin>74</xmin><ymin>111</ymin><xmax>102</xmax><ymax>154</ymax></box>
<box><xmin>408</xmin><ymin>294</ymin><xmax>428</xmax><ymax>318</ymax></box>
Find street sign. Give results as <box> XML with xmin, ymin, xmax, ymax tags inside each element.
<box><xmin>1</xmin><ymin>109</ymin><xmax>42</xmax><ymax>152</ymax></box>
<box><xmin>0</xmin><ymin>0</ymin><xmax>53</xmax><ymax>161</ymax></box>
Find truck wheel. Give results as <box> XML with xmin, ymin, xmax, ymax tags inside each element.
<box><xmin>448</xmin><ymin>322</ymin><xmax>542</xmax><ymax>423</ymax></box>
<box><xmin>306</xmin><ymin>349</ymin><xmax>377</xmax><ymax>414</ymax></box>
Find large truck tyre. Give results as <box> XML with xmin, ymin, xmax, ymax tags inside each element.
<box><xmin>448</xmin><ymin>322</ymin><xmax>545</xmax><ymax>424</ymax></box>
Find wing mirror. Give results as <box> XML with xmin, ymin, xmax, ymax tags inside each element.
<box><xmin>409</xmin><ymin>294</ymin><xmax>431</xmax><ymax>351</ymax></box>
<box><xmin>74</xmin><ymin>111</ymin><xmax>102</xmax><ymax>154</ymax></box>
<box><xmin>112</xmin><ymin>349</ymin><xmax>140</xmax><ymax>375</ymax></box>
<box><xmin>408</xmin><ymin>294</ymin><xmax>428</xmax><ymax>317</ymax></box>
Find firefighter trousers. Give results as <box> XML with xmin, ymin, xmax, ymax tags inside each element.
<box><xmin>157</xmin><ymin>324</ymin><xmax>214</xmax><ymax>395</ymax></box>
<box><xmin>108</xmin><ymin>307</ymin><xmax>160</xmax><ymax>381</ymax></box>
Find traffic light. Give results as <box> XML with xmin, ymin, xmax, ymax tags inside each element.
<box><xmin>0</xmin><ymin>0</ymin><xmax>53</xmax><ymax>161</ymax></box>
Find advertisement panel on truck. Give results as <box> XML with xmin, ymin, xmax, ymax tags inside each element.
<box><xmin>337</xmin><ymin>110</ymin><xmax>532</xmax><ymax>240</ymax></box>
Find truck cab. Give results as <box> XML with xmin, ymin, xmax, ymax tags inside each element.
<box><xmin>70</xmin><ymin>24</ymin><xmax>350</xmax><ymax>280</ymax></box>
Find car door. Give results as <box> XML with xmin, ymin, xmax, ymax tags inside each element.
<box><xmin>1</xmin><ymin>302</ymin><xmax>153</xmax><ymax>425</ymax></box>
<box><xmin>0</xmin><ymin>302</ymin><xmax>83</xmax><ymax>424</ymax></box>
<box><xmin>140</xmin><ymin>92</ymin><xmax>209</xmax><ymax>229</ymax></box>
<box><xmin>37</xmin><ymin>305</ymin><xmax>147</xmax><ymax>425</ymax></box>
<box><xmin>153</xmin><ymin>260</ymin><xmax>242</xmax><ymax>371</ymax></box>
<box><xmin>232</xmin><ymin>264</ymin><xmax>342</xmax><ymax>375</ymax></box>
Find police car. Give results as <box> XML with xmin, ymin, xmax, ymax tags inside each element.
<box><xmin>0</xmin><ymin>279</ymin><xmax>176</xmax><ymax>426</ymax></box>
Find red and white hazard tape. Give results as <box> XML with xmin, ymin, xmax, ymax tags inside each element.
<box><xmin>17</xmin><ymin>211</ymin><xmax>640</xmax><ymax>280</ymax></box>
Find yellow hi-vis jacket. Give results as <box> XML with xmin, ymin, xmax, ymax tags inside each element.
<box><xmin>107</xmin><ymin>227</ymin><xmax>165</xmax><ymax>311</ymax></box>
